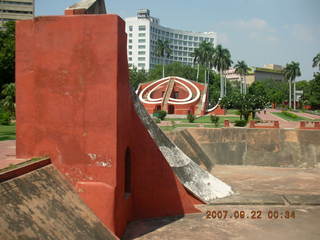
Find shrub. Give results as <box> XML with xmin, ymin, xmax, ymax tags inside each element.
<box><xmin>153</xmin><ymin>110</ymin><xmax>167</xmax><ymax>120</ymax></box>
<box><xmin>187</xmin><ymin>114</ymin><xmax>195</xmax><ymax>123</ymax></box>
<box><xmin>153</xmin><ymin>118</ymin><xmax>161</xmax><ymax>124</ymax></box>
<box><xmin>0</xmin><ymin>111</ymin><xmax>11</xmax><ymax>125</ymax></box>
<box><xmin>210</xmin><ymin>115</ymin><xmax>220</xmax><ymax>126</ymax></box>
<box><xmin>282</xmin><ymin>111</ymin><xmax>298</xmax><ymax>119</ymax></box>
<box><xmin>234</xmin><ymin>120</ymin><xmax>247</xmax><ymax>127</ymax></box>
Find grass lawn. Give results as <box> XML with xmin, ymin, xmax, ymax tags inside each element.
<box><xmin>226</xmin><ymin>109</ymin><xmax>240</xmax><ymax>115</ymax></box>
<box><xmin>159</xmin><ymin>126</ymin><xmax>177</xmax><ymax>131</ymax></box>
<box><xmin>0</xmin><ymin>123</ymin><xmax>16</xmax><ymax>141</ymax></box>
<box><xmin>160</xmin><ymin>115</ymin><xmax>242</xmax><ymax>131</ymax></box>
<box><xmin>194</xmin><ymin>116</ymin><xmax>240</xmax><ymax>123</ymax></box>
<box><xmin>175</xmin><ymin>123</ymin><xmax>200</xmax><ymax>128</ymax></box>
<box><xmin>272</xmin><ymin>112</ymin><xmax>311</xmax><ymax>121</ymax></box>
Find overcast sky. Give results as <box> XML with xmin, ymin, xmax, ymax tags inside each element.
<box><xmin>36</xmin><ymin>0</ymin><xmax>320</xmax><ymax>80</ymax></box>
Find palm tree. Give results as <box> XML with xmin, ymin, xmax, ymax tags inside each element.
<box><xmin>1</xmin><ymin>83</ymin><xmax>15</xmax><ymax>118</ymax></box>
<box><xmin>234</xmin><ymin>60</ymin><xmax>250</xmax><ymax>94</ymax></box>
<box><xmin>191</xmin><ymin>48</ymin><xmax>201</xmax><ymax>81</ymax></box>
<box><xmin>283</xmin><ymin>61</ymin><xmax>301</xmax><ymax>110</ymax></box>
<box><xmin>312</xmin><ymin>53</ymin><xmax>320</xmax><ymax>70</ymax></box>
<box><xmin>192</xmin><ymin>41</ymin><xmax>214</xmax><ymax>85</ymax></box>
<box><xmin>212</xmin><ymin>44</ymin><xmax>233</xmax><ymax>98</ymax></box>
<box><xmin>155</xmin><ymin>39</ymin><xmax>172</xmax><ymax>78</ymax></box>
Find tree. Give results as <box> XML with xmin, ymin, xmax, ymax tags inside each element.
<box><xmin>283</xmin><ymin>61</ymin><xmax>301</xmax><ymax>110</ymax></box>
<box><xmin>312</xmin><ymin>53</ymin><xmax>320</xmax><ymax>71</ymax></box>
<box><xmin>155</xmin><ymin>39</ymin><xmax>172</xmax><ymax>78</ymax></box>
<box><xmin>191</xmin><ymin>47</ymin><xmax>202</xmax><ymax>81</ymax></box>
<box><xmin>192</xmin><ymin>41</ymin><xmax>215</xmax><ymax>85</ymax></box>
<box><xmin>234</xmin><ymin>60</ymin><xmax>250</xmax><ymax>94</ymax></box>
<box><xmin>1</xmin><ymin>83</ymin><xmax>15</xmax><ymax>118</ymax></box>
<box><xmin>0</xmin><ymin>21</ymin><xmax>15</xmax><ymax>89</ymax></box>
<box><xmin>129</xmin><ymin>65</ymin><xmax>148</xmax><ymax>89</ymax></box>
<box><xmin>248</xmin><ymin>81</ymin><xmax>267</xmax><ymax>97</ymax></box>
<box><xmin>248</xmin><ymin>79</ymin><xmax>288</xmax><ymax>108</ymax></box>
<box><xmin>301</xmin><ymin>73</ymin><xmax>320</xmax><ymax>109</ymax></box>
<box><xmin>199</xmin><ymin>41</ymin><xmax>214</xmax><ymax>85</ymax></box>
<box><xmin>221</xmin><ymin>92</ymin><xmax>268</xmax><ymax>121</ymax></box>
<box><xmin>211</xmin><ymin>44</ymin><xmax>233</xmax><ymax>99</ymax></box>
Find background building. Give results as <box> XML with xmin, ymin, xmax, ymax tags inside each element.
<box><xmin>225</xmin><ymin>64</ymin><xmax>284</xmax><ymax>86</ymax></box>
<box><xmin>0</xmin><ymin>0</ymin><xmax>34</xmax><ymax>29</ymax></box>
<box><xmin>125</xmin><ymin>9</ymin><xmax>217</xmax><ymax>70</ymax></box>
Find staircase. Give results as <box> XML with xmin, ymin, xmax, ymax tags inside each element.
<box><xmin>161</xmin><ymin>79</ymin><xmax>175</xmax><ymax>112</ymax></box>
<box><xmin>194</xmin><ymin>84</ymin><xmax>208</xmax><ymax>116</ymax></box>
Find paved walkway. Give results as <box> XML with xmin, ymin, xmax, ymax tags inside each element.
<box><xmin>256</xmin><ymin>109</ymin><xmax>299</xmax><ymax>129</ymax></box>
<box><xmin>0</xmin><ymin>140</ymin><xmax>26</xmax><ymax>170</ymax></box>
<box><xmin>289</xmin><ymin>111</ymin><xmax>320</xmax><ymax>120</ymax></box>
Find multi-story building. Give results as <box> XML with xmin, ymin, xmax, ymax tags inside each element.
<box><xmin>0</xmin><ymin>0</ymin><xmax>34</xmax><ymax>29</ymax></box>
<box><xmin>125</xmin><ymin>9</ymin><xmax>217</xmax><ymax>70</ymax></box>
<box><xmin>225</xmin><ymin>64</ymin><xmax>284</xmax><ymax>86</ymax></box>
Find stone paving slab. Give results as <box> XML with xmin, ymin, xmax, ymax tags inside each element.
<box><xmin>285</xmin><ymin>195</ymin><xmax>320</xmax><ymax>205</ymax></box>
<box><xmin>209</xmin><ymin>194</ymin><xmax>285</xmax><ymax>205</ymax></box>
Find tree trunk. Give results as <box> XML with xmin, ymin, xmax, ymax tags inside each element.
<box><xmin>220</xmin><ymin>69</ymin><xmax>223</xmax><ymax>99</ymax></box>
<box><xmin>196</xmin><ymin>64</ymin><xmax>199</xmax><ymax>81</ymax></box>
<box><xmin>224</xmin><ymin>75</ymin><xmax>227</xmax><ymax>96</ymax></box>
<box><xmin>239</xmin><ymin>76</ymin><xmax>243</xmax><ymax>94</ymax></box>
<box><xmin>162</xmin><ymin>56</ymin><xmax>165</xmax><ymax>78</ymax></box>
<box><xmin>288</xmin><ymin>80</ymin><xmax>292</xmax><ymax>109</ymax></box>
<box><xmin>204</xmin><ymin>69</ymin><xmax>207</xmax><ymax>85</ymax></box>
<box><xmin>293</xmin><ymin>80</ymin><xmax>296</xmax><ymax>110</ymax></box>
<box><xmin>243</xmin><ymin>75</ymin><xmax>247</xmax><ymax>94</ymax></box>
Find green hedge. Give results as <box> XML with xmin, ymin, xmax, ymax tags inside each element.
<box><xmin>282</xmin><ymin>111</ymin><xmax>298</xmax><ymax>119</ymax></box>
<box><xmin>153</xmin><ymin>110</ymin><xmax>167</xmax><ymax>120</ymax></box>
<box><xmin>234</xmin><ymin>120</ymin><xmax>247</xmax><ymax>127</ymax></box>
<box><xmin>187</xmin><ymin>114</ymin><xmax>195</xmax><ymax>123</ymax></box>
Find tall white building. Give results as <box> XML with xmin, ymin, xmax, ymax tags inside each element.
<box><xmin>0</xmin><ymin>0</ymin><xmax>34</xmax><ymax>29</ymax></box>
<box><xmin>125</xmin><ymin>9</ymin><xmax>217</xmax><ymax>71</ymax></box>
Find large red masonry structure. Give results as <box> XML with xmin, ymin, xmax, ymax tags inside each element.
<box><xmin>136</xmin><ymin>77</ymin><xmax>209</xmax><ymax>115</ymax></box>
<box><xmin>15</xmin><ymin>15</ymin><xmax>200</xmax><ymax>237</ymax></box>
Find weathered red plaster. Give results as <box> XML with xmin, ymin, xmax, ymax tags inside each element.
<box><xmin>16</xmin><ymin>15</ymin><xmax>199</xmax><ymax>237</ymax></box>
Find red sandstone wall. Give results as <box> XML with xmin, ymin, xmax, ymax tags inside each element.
<box><xmin>16</xmin><ymin>15</ymin><xmax>199</xmax><ymax>237</ymax></box>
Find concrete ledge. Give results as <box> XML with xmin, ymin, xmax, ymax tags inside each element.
<box><xmin>0</xmin><ymin>158</ymin><xmax>51</xmax><ymax>183</ymax></box>
<box><xmin>284</xmin><ymin>195</ymin><xmax>320</xmax><ymax>205</ymax></box>
<box><xmin>0</xmin><ymin>165</ymin><xmax>116</xmax><ymax>240</ymax></box>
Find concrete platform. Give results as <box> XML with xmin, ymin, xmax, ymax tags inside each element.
<box><xmin>123</xmin><ymin>206</ymin><xmax>320</xmax><ymax>240</ymax></box>
<box><xmin>123</xmin><ymin>165</ymin><xmax>320</xmax><ymax>239</ymax></box>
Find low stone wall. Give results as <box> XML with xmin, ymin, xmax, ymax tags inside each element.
<box><xmin>166</xmin><ymin>128</ymin><xmax>320</xmax><ymax>168</ymax></box>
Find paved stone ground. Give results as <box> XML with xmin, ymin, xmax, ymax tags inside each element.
<box><xmin>289</xmin><ymin>111</ymin><xmax>320</xmax><ymax>120</ymax></box>
<box><xmin>123</xmin><ymin>165</ymin><xmax>320</xmax><ymax>240</ymax></box>
<box><xmin>256</xmin><ymin>109</ymin><xmax>300</xmax><ymax>129</ymax></box>
<box><xmin>212</xmin><ymin>165</ymin><xmax>320</xmax><ymax>195</ymax></box>
<box><xmin>0</xmin><ymin>140</ymin><xmax>27</xmax><ymax>170</ymax></box>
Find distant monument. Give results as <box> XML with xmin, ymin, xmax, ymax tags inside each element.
<box><xmin>65</xmin><ymin>0</ymin><xmax>107</xmax><ymax>15</ymax></box>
